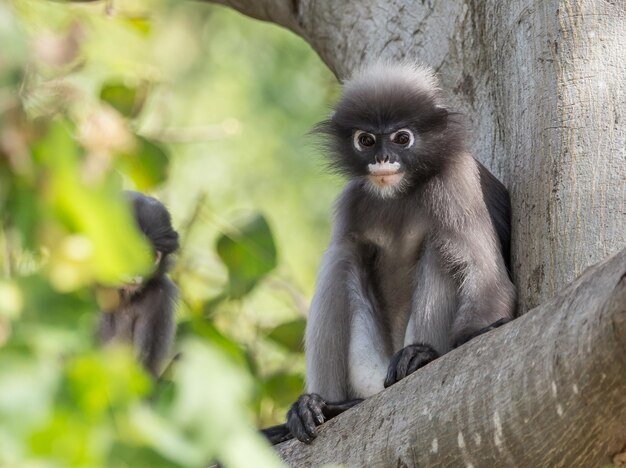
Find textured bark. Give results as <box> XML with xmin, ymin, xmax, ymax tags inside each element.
<box><xmin>274</xmin><ymin>249</ymin><xmax>626</xmax><ymax>466</ymax></box>
<box><xmin>204</xmin><ymin>0</ymin><xmax>625</xmax><ymax>313</ymax></box>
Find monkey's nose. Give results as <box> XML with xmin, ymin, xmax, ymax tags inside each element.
<box><xmin>375</xmin><ymin>154</ymin><xmax>390</xmax><ymax>163</ymax></box>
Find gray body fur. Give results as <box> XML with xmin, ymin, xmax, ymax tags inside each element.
<box><xmin>99</xmin><ymin>191</ymin><xmax>179</xmax><ymax>377</ymax></box>
<box><xmin>305</xmin><ymin>63</ymin><xmax>516</xmax><ymax>401</ymax></box>
<box><xmin>99</xmin><ymin>276</ymin><xmax>177</xmax><ymax>377</ymax></box>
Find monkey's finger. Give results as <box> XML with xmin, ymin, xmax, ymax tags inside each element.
<box><xmin>384</xmin><ymin>352</ymin><xmax>402</xmax><ymax>388</ymax></box>
<box><xmin>287</xmin><ymin>404</ymin><xmax>315</xmax><ymax>444</ymax></box>
<box><xmin>394</xmin><ymin>349</ymin><xmax>414</xmax><ymax>382</ymax></box>
<box><xmin>287</xmin><ymin>413</ymin><xmax>311</xmax><ymax>443</ymax></box>
<box><xmin>406</xmin><ymin>350</ymin><xmax>436</xmax><ymax>376</ymax></box>
<box><xmin>297</xmin><ymin>398</ymin><xmax>319</xmax><ymax>440</ymax></box>
<box><xmin>308</xmin><ymin>398</ymin><xmax>325</xmax><ymax>425</ymax></box>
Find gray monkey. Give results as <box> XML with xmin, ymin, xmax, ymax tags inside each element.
<box><xmin>284</xmin><ymin>62</ymin><xmax>516</xmax><ymax>443</ymax></box>
<box><xmin>99</xmin><ymin>191</ymin><xmax>179</xmax><ymax>378</ymax></box>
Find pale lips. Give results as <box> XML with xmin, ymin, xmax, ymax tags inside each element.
<box><xmin>368</xmin><ymin>162</ymin><xmax>404</xmax><ymax>187</ymax></box>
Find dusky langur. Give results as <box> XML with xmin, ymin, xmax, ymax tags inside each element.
<box><xmin>282</xmin><ymin>62</ymin><xmax>516</xmax><ymax>443</ymax></box>
<box><xmin>98</xmin><ymin>191</ymin><xmax>179</xmax><ymax>378</ymax></box>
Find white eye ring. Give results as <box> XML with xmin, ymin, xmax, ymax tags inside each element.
<box><xmin>390</xmin><ymin>128</ymin><xmax>415</xmax><ymax>147</ymax></box>
<box><xmin>354</xmin><ymin>130</ymin><xmax>376</xmax><ymax>151</ymax></box>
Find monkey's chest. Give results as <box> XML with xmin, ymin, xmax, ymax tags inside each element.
<box><xmin>107</xmin><ymin>306</ymin><xmax>140</xmax><ymax>342</ymax></box>
<box><xmin>363</xmin><ymin>225</ymin><xmax>426</xmax><ymax>350</ymax></box>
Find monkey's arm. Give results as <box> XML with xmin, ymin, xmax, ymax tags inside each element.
<box><xmin>385</xmin><ymin>244</ymin><xmax>453</xmax><ymax>388</ymax></box>
<box><xmin>133</xmin><ymin>278</ymin><xmax>177</xmax><ymax>377</ymax></box>
<box><xmin>442</xmin><ymin>222</ymin><xmax>515</xmax><ymax>348</ymax></box>
<box><xmin>287</xmin><ymin>242</ymin><xmax>366</xmax><ymax>443</ymax></box>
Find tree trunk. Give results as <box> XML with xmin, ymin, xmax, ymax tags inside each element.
<box><xmin>274</xmin><ymin>248</ymin><xmax>626</xmax><ymax>467</ymax></box>
<box><xmin>203</xmin><ymin>0</ymin><xmax>626</xmax><ymax>464</ymax></box>
<box><xmin>205</xmin><ymin>0</ymin><xmax>625</xmax><ymax>312</ymax></box>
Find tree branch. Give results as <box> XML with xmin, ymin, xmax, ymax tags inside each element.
<box><xmin>276</xmin><ymin>249</ymin><xmax>626</xmax><ymax>466</ymax></box>
<box><xmin>204</xmin><ymin>0</ymin><xmax>305</xmax><ymax>36</ymax></box>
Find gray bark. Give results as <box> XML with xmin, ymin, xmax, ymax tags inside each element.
<box><xmin>205</xmin><ymin>0</ymin><xmax>625</xmax><ymax>312</ymax></box>
<box><xmin>275</xmin><ymin>248</ymin><xmax>626</xmax><ymax>467</ymax></box>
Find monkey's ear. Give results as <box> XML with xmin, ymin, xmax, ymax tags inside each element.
<box><xmin>434</xmin><ymin>105</ymin><xmax>448</xmax><ymax>119</ymax></box>
<box><xmin>154</xmin><ymin>251</ymin><xmax>163</xmax><ymax>265</ymax></box>
<box><xmin>421</xmin><ymin>105</ymin><xmax>449</xmax><ymax>131</ymax></box>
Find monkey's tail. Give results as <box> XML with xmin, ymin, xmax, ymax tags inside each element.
<box><xmin>260</xmin><ymin>423</ymin><xmax>294</xmax><ymax>445</ymax></box>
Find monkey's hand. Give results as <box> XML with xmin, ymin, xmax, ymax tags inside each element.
<box><xmin>285</xmin><ymin>395</ymin><xmax>363</xmax><ymax>444</ymax></box>
<box><xmin>453</xmin><ymin>318</ymin><xmax>509</xmax><ymax>348</ymax></box>
<box><xmin>384</xmin><ymin>343</ymin><xmax>439</xmax><ymax>388</ymax></box>
<box><xmin>286</xmin><ymin>393</ymin><xmax>326</xmax><ymax>444</ymax></box>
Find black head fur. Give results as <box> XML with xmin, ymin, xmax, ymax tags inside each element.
<box><xmin>125</xmin><ymin>191</ymin><xmax>179</xmax><ymax>256</ymax></box>
<box><xmin>315</xmin><ymin>62</ymin><xmax>466</xmax><ymax>193</ymax></box>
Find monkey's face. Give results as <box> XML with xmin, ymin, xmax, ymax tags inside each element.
<box><xmin>351</xmin><ymin>127</ymin><xmax>415</xmax><ymax>197</ymax></box>
<box><xmin>317</xmin><ymin>63</ymin><xmax>464</xmax><ymax>198</ymax></box>
<box><xmin>323</xmin><ymin>104</ymin><xmax>450</xmax><ymax>198</ymax></box>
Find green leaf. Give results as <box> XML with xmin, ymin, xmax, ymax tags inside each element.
<box><xmin>265</xmin><ymin>319</ymin><xmax>305</xmax><ymax>352</ymax></box>
<box><xmin>100</xmin><ymin>82</ymin><xmax>146</xmax><ymax>118</ymax></box>
<box><xmin>263</xmin><ymin>372</ymin><xmax>304</xmax><ymax>407</ymax></box>
<box><xmin>216</xmin><ymin>214</ymin><xmax>277</xmax><ymax>299</ymax></box>
<box><xmin>179</xmin><ymin>319</ymin><xmax>247</xmax><ymax>368</ymax></box>
<box><xmin>31</xmin><ymin>120</ymin><xmax>154</xmax><ymax>286</ymax></box>
<box><xmin>120</xmin><ymin>137</ymin><xmax>169</xmax><ymax>191</ymax></box>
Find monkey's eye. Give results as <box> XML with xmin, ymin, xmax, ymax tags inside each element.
<box><xmin>354</xmin><ymin>130</ymin><xmax>376</xmax><ymax>150</ymax></box>
<box><xmin>391</xmin><ymin>129</ymin><xmax>414</xmax><ymax>147</ymax></box>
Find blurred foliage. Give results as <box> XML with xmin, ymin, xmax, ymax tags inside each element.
<box><xmin>0</xmin><ymin>0</ymin><xmax>339</xmax><ymax>465</ymax></box>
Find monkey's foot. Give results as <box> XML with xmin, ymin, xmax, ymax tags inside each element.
<box><xmin>384</xmin><ymin>343</ymin><xmax>439</xmax><ymax>388</ymax></box>
<box><xmin>453</xmin><ymin>318</ymin><xmax>509</xmax><ymax>348</ymax></box>
<box><xmin>286</xmin><ymin>393</ymin><xmax>326</xmax><ymax>444</ymax></box>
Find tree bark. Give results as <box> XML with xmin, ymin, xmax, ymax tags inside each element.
<box><xmin>201</xmin><ymin>0</ymin><xmax>626</xmax><ymax>465</ymax></box>
<box><xmin>273</xmin><ymin>248</ymin><xmax>625</xmax><ymax>466</ymax></box>
<box><xmin>204</xmin><ymin>0</ymin><xmax>625</xmax><ymax>312</ymax></box>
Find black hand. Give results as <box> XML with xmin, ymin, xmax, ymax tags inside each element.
<box><xmin>266</xmin><ymin>398</ymin><xmax>362</xmax><ymax>446</ymax></box>
<box><xmin>286</xmin><ymin>393</ymin><xmax>326</xmax><ymax>444</ymax></box>
<box><xmin>384</xmin><ymin>343</ymin><xmax>439</xmax><ymax>388</ymax></box>
<box><xmin>453</xmin><ymin>318</ymin><xmax>509</xmax><ymax>348</ymax></box>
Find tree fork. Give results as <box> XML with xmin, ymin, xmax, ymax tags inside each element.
<box><xmin>276</xmin><ymin>249</ymin><xmax>626</xmax><ymax>466</ymax></box>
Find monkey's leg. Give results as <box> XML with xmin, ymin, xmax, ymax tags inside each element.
<box><xmin>385</xmin><ymin>245</ymin><xmax>455</xmax><ymax>388</ymax></box>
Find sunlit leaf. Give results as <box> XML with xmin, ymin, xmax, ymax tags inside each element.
<box><xmin>265</xmin><ymin>319</ymin><xmax>305</xmax><ymax>353</ymax></box>
<box><xmin>119</xmin><ymin>136</ymin><xmax>169</xmax><ymax>190</ymax></box>
<box><xmin>263</xmin><ymin>372</ymin><xmax>304</xmax><ymax>407</ymax></box>
<box><xmin>179</xmin><ymin>319</ymin><xmax>247</xmax><ymax>368</ymax></box>
<box><xmin>5</xmin><ymin>183</ymin><xmax>40</xmax><ymax>251</ymax></box>
<box><xmin>100</xmin><ymin>82</ymin><xmax>146</xmax><ymax>118</ymax></box>
<box><xmin>31</xmin><ymin>119</ymin><xmax>153</xmax><ymax>286</ymax></box>
<box><xmin>124</xmin><ymin>17</ymin><xmax>152</xmax><ymax>36</ymax></box>
<box><xmin>216</xmin><ymin>214</ymin><xmax>277</xmax><ymax>299</ymax></box>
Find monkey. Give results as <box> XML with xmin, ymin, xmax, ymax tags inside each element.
<box><xmin>281</xmin><ymin>62</ymin><xmax>516</xmax><ymax>444</ymax></box>
<box><xmin>98</xmin><ymin>191</ymin><xmax>179</xmax><ymax>378</ymax></box>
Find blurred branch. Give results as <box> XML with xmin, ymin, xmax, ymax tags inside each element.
<box><xmin>200</xmin><ymin>0</ymin><xmax>304</xmax><ymax>35</ymax></box>
<box><xmin>1</xmin><ymin>225</ymin><xmax>14</xmax><ymax>277</ymax></box>
<box><xmin>142</xmin><ymin>120</ymin><xmax>240</xmax><ymax>143</ymax></box>
<box><xmin>178</xmin><ymin>193</ymin><xmax>209</xmax><ymax>253</ymax></box>
<box><xmin>266</xmin><ymin>277</ymin><xmax>308</xmax><ymax>316</ymax></box>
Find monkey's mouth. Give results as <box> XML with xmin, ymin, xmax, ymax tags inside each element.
<box><xmin>367</xmin><ymin>162</ymin><xmax>404</xmax><ymax>187</ymax></box>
